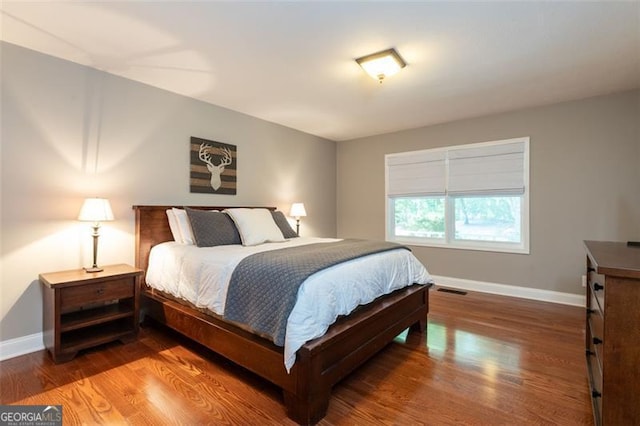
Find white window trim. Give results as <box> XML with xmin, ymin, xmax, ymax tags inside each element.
<box><xmin>385</xmin><ymin>137</ymin><xmax>530</xmax><ymax>254</ymax></box>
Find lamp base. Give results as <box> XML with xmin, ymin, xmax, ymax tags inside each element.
<box><xmin>84</xmin><ymin>266</ymin><xmax>104</xmax><ymax>273</ymax></box>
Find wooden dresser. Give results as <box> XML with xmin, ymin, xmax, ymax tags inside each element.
<box><xmin>584</xmin><ymin>241</ymin><xmax>640</xmax><ymax>426</ymax></box>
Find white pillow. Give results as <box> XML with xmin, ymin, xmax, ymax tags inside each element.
<box><xmin>166</xmin><ymin>209</ymin><xmax>184</xmax><ymax>243</ymax></box>
<box><xmin>225</xmin><ymin>208</ymin><xmax>285</xmax><ymax>246</ymax></box>
<box><xmin>172</xmin><ymin>208</ymin><xmax>195</xmax><ymax>245</ymax></box>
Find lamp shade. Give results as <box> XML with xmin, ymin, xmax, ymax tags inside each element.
<box><xmin>78</xmin><ymin>198</ymin><xmax>114</xmax><ymax>222</ymax></box>
<box><xmin>289</xmin><ymin>203</ymin><xmax>307</xmax><ymax>219</ymax></box>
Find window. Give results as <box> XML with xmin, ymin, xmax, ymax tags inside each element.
<box><xmin>386</xmin><ymin>137</ymin><xmax>529</xmax><ymax>253</ymax></box>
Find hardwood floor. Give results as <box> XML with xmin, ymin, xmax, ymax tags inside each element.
<box><xmin>1</xmin><ymin>288</ymin><xmax>593</xmax><ymax>425</ymax></box>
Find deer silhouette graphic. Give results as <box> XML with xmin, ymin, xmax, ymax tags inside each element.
<box><xmin>198</xmin><ymin>142</ymin><xmax>233</xmax><ymax>191</ymax></box>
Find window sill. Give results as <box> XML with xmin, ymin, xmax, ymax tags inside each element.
<box><xmin>389</xmin><ymin>236</ymin><xmax>530</xmax><ymax>255</ymax></box>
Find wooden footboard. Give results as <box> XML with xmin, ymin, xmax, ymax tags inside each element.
<box><xmin>134</xmin><ymin>205</ymin><xmax>431</xmax><ymax>424</ymax></box>
<box><xmin>142</xmin><ymin>284</ymin><xmax>428</xmax><ymax>424</ymax></box>
<box><xmin>283</xmin><ymin>284</ymin><xmax>428</xmax><ymax>424</ymax></box>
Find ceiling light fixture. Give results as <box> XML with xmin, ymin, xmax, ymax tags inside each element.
<box><xmin>355</xmin><ymin>48</ymin><xmax>406</xmax><ymax>83</ymax></box>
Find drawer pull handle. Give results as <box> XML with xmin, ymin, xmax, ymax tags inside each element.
<box><xmin>592</xmin><ymin>390</ymin><xmax>601</xmax><ymax>398</ymax></box>
<box><xmin>96</xmin><ymin>288</ymin><xmax>105</xmax><ymax>295</ymax></box>
<box><xmin>593</xmin><ymin>283</ymin><xmax>603</xmax><ymax>291</ymax></box>
<box><xmin>593</xmin><ymin>337</ymin><xmax>603</xmax><ymax>345</ymax></box>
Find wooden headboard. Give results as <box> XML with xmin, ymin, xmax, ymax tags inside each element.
<box><xmin>133</xmin><ymin>205</ymin><xmax>276</xmax><ymax>283</ymax></box>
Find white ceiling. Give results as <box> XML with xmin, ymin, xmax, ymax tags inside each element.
<box><xmin>1</xmin><ymin>1</ymin><xmax>639</xmax><ymax>141</ymax></box>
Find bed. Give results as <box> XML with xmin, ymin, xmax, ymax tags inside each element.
<box><xmin>134</xmin><ymin>205</ymin><xmax>432</xmax><ymax>425</ymax></box>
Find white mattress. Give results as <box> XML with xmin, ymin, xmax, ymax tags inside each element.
<box><xmin>145</xmin><ymin>237</ymin><xmax>432</xmax><ymax>371</ymax></box>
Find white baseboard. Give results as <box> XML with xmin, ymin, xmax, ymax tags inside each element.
<box><xmin>431</xmin><ymin>275</ymin><xmax>586</xmax><ymax>307</ymax></box>
<box><xmin>0</xmin><ymin>332</ymin><xmax>44</xmax><ymax>361</ymax></box>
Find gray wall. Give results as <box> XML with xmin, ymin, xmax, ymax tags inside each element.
<box><xmin>1</xmin><ymin>42</ymin><xmax>337</xmax><ymax>342</ymax></box>
<box><xmin>337</xmin><ymin>90</ymin><xmax>640</xmax><ymax>295</ymax></box>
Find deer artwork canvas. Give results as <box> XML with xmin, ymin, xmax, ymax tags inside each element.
<box><xmin>190</xmin><ymin>137</ymin><xmax>237</xmax><ymax>195</ymax></box>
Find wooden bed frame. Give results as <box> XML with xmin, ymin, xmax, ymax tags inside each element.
<box><xmin>133</xmin><ymin>205</ymin><xmax>431</xmax><ymax>425</ymax></box>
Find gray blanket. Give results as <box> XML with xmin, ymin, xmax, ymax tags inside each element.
<box><xmin>223</xmin><ymin>239</ymin><xmax>410</xmax><ymax>346</ymax></box>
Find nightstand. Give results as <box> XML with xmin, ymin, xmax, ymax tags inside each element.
<box><xmin>40</xmin><ymin>263</ymin><xmax>144</xmax><ymax>363</ymax></box>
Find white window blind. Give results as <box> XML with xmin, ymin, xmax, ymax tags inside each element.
<box><xmin>448</xmin><ymin>140</ymin><xmax>526</xmax><ymax>195</ymax></box>
<box><xmin>386</xmin><ymin>150</ymin><xmax>446</xmax><ymax>196</ymax></box>
<box><xmin>386</xmin><ymin>139</ymin><xmax>527</xmax><ymax>197</ymax></box>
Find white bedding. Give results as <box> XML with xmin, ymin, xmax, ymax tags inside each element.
<box><xmin>145</xmin><ymin>237</ymin><xmax>432</xmax><ymax>371</ymax></box>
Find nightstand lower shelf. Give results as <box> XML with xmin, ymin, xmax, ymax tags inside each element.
<box><xmin>61</xmin><ymin>303</ymin><xmax>134</xmax><ymax>332</ymax></box>
<box><xmin>60</xmin><ymin>319</ymin><xmax>136</xmax><ymax>354</ymax></box>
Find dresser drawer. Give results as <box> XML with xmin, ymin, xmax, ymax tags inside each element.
<box><xmin>589</xmin><ymin>287</ymin><xmax>602</xmax><ymax>317</ymax></box>
<box><xmin>60</xmin><ymin>278</ymin><xmax>134</xmax><ymax>309</ymax></box>
<box><xmin>588</xmin><ymin>312</ymin><xmax>604</xmax><ymax>369</ymax></box>
<box><xmin>589</xmin><ymin>272</ymin><xmax>605</xmax><ymax>313</ymax></box>
<box><xmin>587</xmin><ymin>349</ymin><xmax>603</xmax><ymax>424</ymax></box>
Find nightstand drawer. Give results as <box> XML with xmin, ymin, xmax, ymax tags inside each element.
<box><xmin>60</xmin><ymin>278</ymin><xmax>134</xmax><ymax>309</ymax></box>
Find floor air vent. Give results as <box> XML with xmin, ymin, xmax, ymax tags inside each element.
<box><xmin>436</xmin><ymin>287</ymin><xmax>468</xmax><ymax>295</ymax></box>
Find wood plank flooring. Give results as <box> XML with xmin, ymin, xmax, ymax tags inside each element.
<box><xmin>0</xmin><ymin>288</ymin><xmax>593</xmax><ymax>425</ymax></box>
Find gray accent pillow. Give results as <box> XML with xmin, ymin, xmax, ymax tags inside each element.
<box><xmin>271</xmin><ymin>210</ymin><xmax>298</xmax><ymax>239</ymax></box>
<box><xmin>185</xmin><ymin>208</ymin><xmax>242</xmax><ymax>247</ymax></box>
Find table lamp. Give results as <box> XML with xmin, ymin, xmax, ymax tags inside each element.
<box><xmin>289</xmin><ymin>203</ymin><xmax>307</xmax><ymax>236</ymax></box>
<box><xmin>78</xmin><ymin>198</ymin><xmax>114</xmax><ymax>272</ymax></box>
